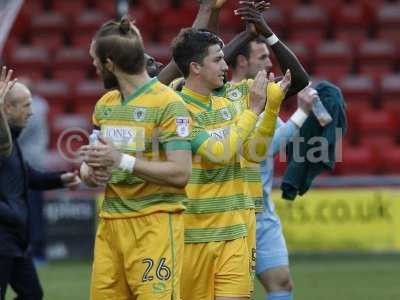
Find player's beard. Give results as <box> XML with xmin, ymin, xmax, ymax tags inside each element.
<box><xmin>101</xmin><ymin>68</ymin><xmax>119</xmax><ymax>90</ymax></box>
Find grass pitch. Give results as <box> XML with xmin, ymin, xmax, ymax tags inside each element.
<box><xmin>6</xmin><ymin>255</ymin><xmax>400</xmax><ymax>300</ymax></box>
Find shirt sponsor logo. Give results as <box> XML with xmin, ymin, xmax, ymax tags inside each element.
<box><xmin>208</xmin><ymin>127</ymin><xmax>230</xmax><ymax>140</ymax></box>
<box><xmin>102</xmin><ymin>125</ymin><xmax>145</xmax><ymax>151</ymax></box>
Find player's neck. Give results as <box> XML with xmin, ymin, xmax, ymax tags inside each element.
<box><xmin>118</xmin><ymin>72</ymin><xmax>152</xmax><ymax>100</ymax></box>
<box><xmin>185</xmin><ymin>77</ymin><xmax>212</xmax><ymax>97</ymax></box>
<box><xmin>231</xmin><ymin>70</ymin><xmax>246</xmax><ymax>83</ymax></box>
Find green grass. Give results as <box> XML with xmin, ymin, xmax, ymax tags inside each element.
<box><xmin>254</xmin><ymin>255</ymin><xmax>400</xmax><ymax>300</ymax></box>
<box><xmin>6</xmin><ymin>256</ymin><xmax>400</xmax><ymax>300</ymax></box>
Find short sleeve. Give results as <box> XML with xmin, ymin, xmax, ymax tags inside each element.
<box><xmin>158</xmin><ymin>99</ymin><xmax>192</xmax><ymax>151</ymax></box>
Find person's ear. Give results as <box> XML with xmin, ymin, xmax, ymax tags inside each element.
<box><xmin>237</xmin><ymin>55</ymin><xmax>249</xmax><ymax>68</ymax></box>
<box><xmin>2</xmin><ymin>100</ymin><xmax>12</xmax><ymax>114</ymax></box>
<box><xmin>104</xmin><ymin>58</ymin><xmax>114</xmax><ymax>72</ymax></box>
<box><xmin>189</xmin><ymin>62</ymin><xmax>202</xmax><ymax>76</ymax></box>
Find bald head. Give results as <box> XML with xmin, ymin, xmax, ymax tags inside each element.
<box><xmin>3</xmin><ymin>82</ymin><xmax>33</xmax><ymax>128</ymax></box>
<box><xmin>5</xmin><ymin>82</ymin><xmax>31</xmax><ymax>105</ymax></box>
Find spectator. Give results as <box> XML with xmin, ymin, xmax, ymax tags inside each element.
<box><xmin>0</xmin><ymin>68</ymin><xmax>81</xmax><ymax>300</ymax></box>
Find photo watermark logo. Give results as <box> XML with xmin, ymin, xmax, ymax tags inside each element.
<box><xmin>56</xmin><ymin>126</ymin><xmax>344</xmax><ymax>165</ymax></box>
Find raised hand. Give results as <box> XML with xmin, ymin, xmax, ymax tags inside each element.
<box><xmin>249</xmin><ymin>70</ymin><xmax>268</xmax><ymax>115</ymax></box>
<box><xmin>278</xmin><ymin>69</ymin><xmax>291</xmax><ymax>94</ymax></box>
<box><xmin>297</xmin><ymin>84</ymin><xmax>318</xmax><ymax>114</ymax></box>
<box><xmin>238</xmin><ymin>1</ymin><xmax>271</xmax><ymax>12</ymax></box>
<box><xmin>234</xmin><ymin>1</ymin><xmax>273</xmax><ymax>37</ymax></box>
<box><xmin>0</xmin><ymin>66</ymin><xmax>17</xmax><ymax>105</ymax></box>
<box><xmin>254</xmin><ymin>1</ymin><xmax>270</xmax><ymax>12</ymax></box>
<box><xmin>264</xmin><ymin>69</ymin><xmax>291</xmax><ymax>112</ymax></box>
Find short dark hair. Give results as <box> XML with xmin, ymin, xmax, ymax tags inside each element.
<box><xmin>172</xmin><ymin>28</ymin><xmax>224</xmax><ymax>78</ymax></box>
<box><xmin>229</xmin><ymin>36</ymin><xmax>267</xmax><ymax>69</ymax></box>
<box><xmin>94</xmin><ymin>17</ymin><xmax>145</xmax><ymax>75</ymax></box>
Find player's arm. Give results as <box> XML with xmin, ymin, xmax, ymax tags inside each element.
<box><xmin>235</xmin><ymin>3</ymin><xmax>309</xmax><ymax>98</ymax></box>
<box><xmin>192</xmin><ymin>0</ymin><xmax>227</xmax><ymax>33</ymax></box>
<box><xmin>0</xmin><ymin>67</ymin><xmax>17</xmax><ymax>157</ymax></box>
<box><xmin>157</xmin><ymin>0</ymin><xmax>227</xmax><ymax>85</ymax></box>
<box><xmin>241</xmin><ymin>71</ymin><xmax>290</xmax><ymax>162</ymax></box>
<box><xmin>81</xmin><ymin>99</ymin><xmax>192</xmax><ymax>188</ymax></box>
<box><xmin>194</xmin><ymin>109</ymin><xmax>257</xmax><ymax>164</ymax></box>
<box><xmin>80</xmin><ymin>139</ymin><xmax>192</xmax><ymax>188</ymax></box>
<box><xmin>194</xmin><ymin>71</ymin><xmax>268</xmax><ymax>164</ymax></box>
<box><xmin>123</xmin><ymin>149</ymin><xmax>191</xmax><ymax>188</ymax></box>
<box><xmin>270</xmin><ymin>86</ymin><xmax>315</xmax><ymax>155</ymax></box>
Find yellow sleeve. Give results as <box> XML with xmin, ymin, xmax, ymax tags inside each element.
<box><xmin>194</xmin><ymin>110</ymin><xmax>257</xmax><ymax>164</ymax></box>
<box><xmin>241</xmin><ymin>82</ymin><xmax>285</xmax><ymax>162</ymax></box>
<box><xmin>158</xmin><ymin>98</ymin><xmax>192</xmax><ymax>151</ymax></box>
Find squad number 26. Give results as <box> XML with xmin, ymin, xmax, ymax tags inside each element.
<box><xmin>142</xmin><ymin>258</ymin><xmax>171</xmax><ymax>282</ymax></box>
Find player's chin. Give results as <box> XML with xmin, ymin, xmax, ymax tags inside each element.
<box><xmin>215</xmin><ymin>77</ymin><xmax>224</xmax><ymax>87</ymax></box>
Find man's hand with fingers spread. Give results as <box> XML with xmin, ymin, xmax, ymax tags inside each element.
<box><xmin>249</xmin><ymin>70</ymin><xmax>268</xmax><ymax>115</ymax></box>
<box><xmin>265</xmin><ymin>69</ymin><xmax>291</xmax><ymax>113</ymax></box>
<box><xmin>235</xmin><ymin>1</ymin><xmax>273</xmax><ymax>37</ymax></box>
<box><xmin>279</xmin><ymin>69</ymin><xmax>292</xmax><ymax>95</ymax></box>
<box><xmin>0</xmin><ymin>66</ymin><xmax>18</xmax><ymax>157</ymax></box>
<box><xmin>0</xmin><ymin>66</ymin><xmax>17</xmax><ymax>106</ymax></box>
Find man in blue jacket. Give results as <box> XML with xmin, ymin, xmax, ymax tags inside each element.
<box><xmin>0</xmin><ymin>67</ymin><xmax>81</xmax><ymax>300</ymax></box>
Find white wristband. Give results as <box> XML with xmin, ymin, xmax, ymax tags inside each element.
<box><xmin>118</xmin><ymin>154</ymin><xmax>136</xmax><ymax>173</ymax></box>
<box><xmin>266</xmin><ymin>34</ymin><xmax>279</xmax><ymax>46</ymax></box>
<box><xmin>290</xmin><ymin>108</ymin><xmax>309</xmax><ymax>128</ymax></box>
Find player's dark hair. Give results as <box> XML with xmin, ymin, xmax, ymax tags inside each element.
<box><xmin>94</xmin><ymin>16</ymin><xmax>145</xmax><ymax>75</ymax></box>
<box><xmin>230</xmin><ymin>36</ymin><xmax>267</xmax><ymax>69</ymax></box>
<box><xmin>172</xmin><ymin>28</ymin><xmax>224</xmax><ymax>78</ymax></box>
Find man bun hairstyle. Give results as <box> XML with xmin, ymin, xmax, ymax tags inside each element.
<box><xmin>119</xmin><ymin>17</ymin><xmax>131</xmax><ymax>34</ymax></box>
<box><xmin>94</xmin><ymin>16</ymin><xmax>145</xmax><ymax>75</ymax></box>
